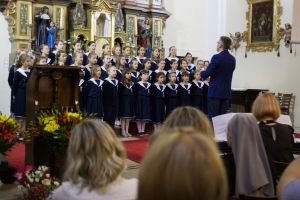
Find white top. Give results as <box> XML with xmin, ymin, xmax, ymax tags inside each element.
<box><xmin>48</xmin><ymin>178</ymin><xmax>138</xmax><ymax>200</ymax></box>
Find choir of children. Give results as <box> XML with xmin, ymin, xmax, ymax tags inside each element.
<box><xmin>9</xmin><ymin>40</ymin><xmax>210</xmax><ymax>136</ymax></box>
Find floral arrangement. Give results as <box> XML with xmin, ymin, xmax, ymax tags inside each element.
<box><xmin>0</xmin><ymin>113</ymin><xmax>28</xmax><ymax>154</ymax></box>
<box><xmin>27</xmin><ymin>110</ymin><xmax>87</xmax><ymax>152</ymax></box>
<box><xmin>15</xmin><ymin>165</ymin><xmax>60</xmax><ymax>200</ymax></box>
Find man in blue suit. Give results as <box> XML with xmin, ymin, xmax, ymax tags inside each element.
<box><xmin>201</xmin><ymin>36</ymin><xmax>236</xmax><ymax>119</ymax></box>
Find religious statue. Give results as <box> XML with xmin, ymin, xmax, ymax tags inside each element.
<box><xmin>229</xmin><ymin>32</ymin><xmax>242</xmax><ymax>52</ymax></box>
<box><xmin>47</xmin><ymin>21</ymin><xmax>56</xmax><ymax>49</ymax></box>
<box><xmin>72</xmin><ymin>1</ymin><xmax>86</xmax><ymax>28</ymax></box>
<box><xmin>283</xmin><ymin>23</ymin><xmax>292</xmax><ymax>48</ymax></box>
<box><xmin>115</xmin><ymin>3</ymin><xmax>124</xmax><ymax>32</ymax></box>
<box><xmin>138</xmin><ymin>18</ymin><xmax>152</xmax><ymax>57</ymax></box>
<box><xmin>35</xmin><ymin>6</ymin><xmax>51</xmax><ymax>51</ymax></box>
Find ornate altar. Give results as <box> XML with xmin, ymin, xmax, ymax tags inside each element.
<box><xmin>3</xmin><ymin>0</ymin><xmax>170</xmax><ymax>57</ymax></box>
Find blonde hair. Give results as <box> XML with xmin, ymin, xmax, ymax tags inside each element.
<box><xmin>90</xmin><ymin>65</ymin><xmax>100</xmax><ymax>78</ymax></box>
<box><xmin>64</xmin><ymin>119</ymin><xmax>126</xmax><ymax>191</ymax></box>
<box><xmin>138</xmin><ymin>127</ymin><xmax>227</xmax><ymax>200</ymax></box>
<box><xmin>252</xmin><ymin>92</ymin><xmax>281</xmax><ymax>121</ymax></box>
<box><xmin>162</xmin><ymin>106</ymin><xmax>214</xmax><ymax>139</ymax></box>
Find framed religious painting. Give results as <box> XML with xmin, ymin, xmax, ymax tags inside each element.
<box><xmin>243</xmin><ymin>0</ymin><xmax>282</xmax><ymax>52</ymax></box>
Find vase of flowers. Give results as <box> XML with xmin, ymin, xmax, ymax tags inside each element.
<box><xmin>14</xmin><ymin>165</ymin><xmax>60</xmax><ymax>199</ymax></box>
<box><xmin>0</xmin><ymin>113</ymin><xmax>28</xmax><ymax>154</ymax></box>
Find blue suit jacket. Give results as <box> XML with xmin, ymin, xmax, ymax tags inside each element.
<box><xmin>201</xmin><ymin>50</ymin><xmax>235</xmax><ymax>99</ymax></box>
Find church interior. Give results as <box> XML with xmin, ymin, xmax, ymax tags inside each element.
<box><xmin>0</xmin><ymin>0</ymin><xmax>300</xmax><ymax>199</ymax></box>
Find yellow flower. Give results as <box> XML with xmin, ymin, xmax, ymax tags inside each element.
<box><xmin>41</xmin><ymin>178</ymin><xmax>51</xmax><ymax>186</ymax></box>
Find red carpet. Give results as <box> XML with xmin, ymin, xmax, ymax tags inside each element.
<box><xmin>122</xmin><ymin>135</ymin><xmax>151</xmax><ymax>163</ymax></box>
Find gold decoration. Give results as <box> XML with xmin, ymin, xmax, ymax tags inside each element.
<box><xmin>243</xmin><ymin>0</ymin><xmax>283</xmax><ymax>52</ymax></box>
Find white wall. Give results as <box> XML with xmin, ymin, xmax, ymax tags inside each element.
<box><xmin>163</xmin><ymin>0</ymin><xmax>300</xmax><ymax>128</ymax></box>
<box><xmin>225</xmin><ymin>0</ymin><xmax>300</xmax><ymax>128</ymax></box>
<box><xmin>0</xmin><ymin>13</ymin><xmax>11</xmax><ymax>116</ymax></box>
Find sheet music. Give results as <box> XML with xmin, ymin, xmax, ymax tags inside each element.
<box><xmin>213</xmin><ymin>113</ymin><xmax>292</xmax><ymax>142</ymax></box>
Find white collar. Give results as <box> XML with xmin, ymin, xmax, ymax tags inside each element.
<box><xmin>131</xmin><ymin>71</ymin><xmax>140</xmax><ymax>78</ymax></box>
<box><xmin>167</xmin><ymin>56</ymin><xmax>178</xmax><ymax>61</ymax></box>
<box><xmin>17</xmin><ymin>68</ymin><xmax>30</xmax><ymax>77</ymax></box>
<box><xmin>166</xmin><ymin>83</ymin><xmax>178</xmax><ymax>90</ymax></box>
<box><xmin>105</xmin><ymin>78</ymin><xmax>118</xmax><ymax>86</ymax></box>
<box><xmin>90</xmin><ymin>78</ymin><xmax>103</xmax><ymax>87</ymax></box>
<box><xmin>138</xmin><ymin>81</ymin><xmax>151</xmax><ymax>89</ymax></box>
<box><xmin>46</xmin><ymin>58</ymin><xmax>51</xmax><ymax>64</ymax></box>
<box><xmin>148</xmin><ymin>70</ymin><xmax>153</xmax><ymax>75</ymax></box>
<box><xmin>85</xmin><ymin>65</ymin><xmax>91</xmax><ymax>72</ymax></box>
<box><xmin>117</xmin><ymin>69</ymin><xmax>122</xmax><ymax>73</ymax></box>
<box><xmin>152</xmin><ymin>60</ymin><xmax>157</xmax><ymax>64</ymax></box>
<box><xmin>180</xmin><ymin>82</ymin><xmax>192</xmax><ymax>90</ymax></box>
<box><xmin>193</xmin><ymin>80</ymin><xmax>204</xmax><ymax>88</ymax></box>
<box><xmin>121</xmin><ymin>82</ymin><xmax>134</xmax><ymax>89</ymax></box>
<box><xmin>136</xmin><ymin>56</ymin><xmax>146</xmax><ymax>64</ymax></box>
<box><xmin>154</xmin><ymin>83</ymin><xmax>166</xmax><ymax>92</ymax></box>
<box><xmin>101</xmin><ymin>66</ymin><xmax>107</xmax><ymax>72</ymax></box>
<box><xmin>188</xmin><ymin>64</ymin><xmax>196</xmax><ymax>69</ymax></box>
<box><xmin>155</xmin><ymin>69</ymin><xmax>167</xmax><ymax>75</ymax></box>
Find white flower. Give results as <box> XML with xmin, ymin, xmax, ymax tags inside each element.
<box><xmin>35</xmin><ymin>178</ymin><xmax>40</xmax><ymax>182</ymax></box>
<box><xmin>54</xmin><ymin>181</ymin><xmax>60</xmax><ymax>186</ymax></box>
<box><xmin>46</xmin><ymin>173</ymin><xmax>50</xmax><ymax>178</ymax></box>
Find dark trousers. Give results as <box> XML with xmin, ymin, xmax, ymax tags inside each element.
<box><xmin>207</xmin><ymin>97</ymin><xmax>230</xmax><ymax>120</ymax></box>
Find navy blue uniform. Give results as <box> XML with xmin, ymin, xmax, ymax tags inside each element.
<box><xmin>100</xmin><ymin>66</ymin><xmax>108</xmax><ymax>80</ymax></box>
<box><xmin>191</xmin><ymin>81</ymin><xmax>204</xmax><ymax>111</ymax></box>
<box><xmin>164</xmin><ymin>57</ymin><xmax>179</xmax><ymax>71</ymax></box>
<box><xmin>12</xmin><ymin>68</ymin><xmax>30</xmax><ymax>117</ymax></box>
<box><xmin>201</xmin><ymin>82</ymin><xmax>209</xmax><ymax>115</ymax></box>
<box><xmin>134</xmin><ymin>82</ymin><xmax>151</xmax><ymax>121</ymax></box>
<box><xmin>125</xmin><ymin>57</ymin><xmax>131</xmax><ymax>68</ymax></box>
<box><xmin>102</xmin><ymin>78</ymin><xmax>119</xmax><ymax>127</ymax></box>
<box><xmin>66</xmin><ymin>53</ymin><xmax>73</xmax><ymax>65</ymax></box>
<box><xmin>148</xmin><ymin>70</ymin><xmax>155</xmax><ymax>84</ymax></box>
<box><xmin>136</xmin><ymin>56</ymin><xmax>145</xmax><ymax>71</ymax></box>
<box><xmin>116</xmin><ymin>69</ymin><xmax>123</xmax><ymax>81</ymax></box>
<box><xmin>150</xmin><ymin>83</ymin><xmax>166</xmax><ymax>123</ymax></box>
<box><xmin>151</xmin><ymin>60</ymin><xmax>158</xmax><ymax>71</ymax></box>
<box><xmin>177</xmin><ymin>83</ymin><xmax>192</xmax><ymax>106</ymax></box>
<box><xmin>165</xmin><ymin>83</ymin><xmax>178</xmax><ymax>116</ymax></box>
<box><xmin>131</xmin><ymin>71</ymin><xmax>140</xmax><ymax>83</ymax></box>
<box><xmin>118</xmin><ymin>82</ymin><xmax>135</xmax><ymax>119</ymax></box>
<box><xmin>85</xmin><ymin>79</ymin><xmax>104</xmax><ymax>118</ymax></box>
<box><xmin>187</xmin><ymin>64</ymin><xmax>196</xmax><ymax>74</ymax></box>
<box><xmin>8</xmin><ymin>65</ymin><xmax>16</xmax><ymax>114</ymax></box>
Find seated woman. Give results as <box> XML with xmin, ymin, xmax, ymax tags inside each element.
<box><xmin>138</xmin><ymin>127</ymin><xmax>228</xmax><ymax>200</ymax></box>
<box><xmin>161</xmin><ymin>106</ymin><xmax>214</xmax><ymax>140</ymax></box>
<box><xmin>278</xmin><ymin>157</ymin><xmax>300</xmax><ymax>200</ymax></box>
<box><xmin>252</xmin><ymin>93</ymin><xmax>294</xmax><ymax>180</ymax></box>
<box><xmin>48</xmin><ymin>119</ymin><xmax>137</xmax><ymax>200</ymax></box>
<box><xmin>227</xmin><ymin>113</ymin><xmax>275</xmax><ymax>197</ymax></box>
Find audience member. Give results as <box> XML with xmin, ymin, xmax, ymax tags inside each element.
<box><xmin>49</xmin><ymin>119</ymin><xmax>137</xmax><ymax>200</ymax></box>
<box><xmin>278</xmin><ymin>157</ymin><xmax>300</xmax><ymax>200</ymax></box>
<box><xmin>252</xmin><ymin>92</ymin><xmax>294</xmax><ymax>181</ymax></box>
<box><xmin>138</xmin><ymin>127</ymin><xmax>227</xmax><ymax>200</ymax></box>
<box><xmin>227</xmin><ymin>113</ymin><xmax>275</xmax><ymax>197</ymax></box>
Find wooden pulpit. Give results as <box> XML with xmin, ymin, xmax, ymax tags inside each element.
<box><xmin>25</xmin><ymin>65</ymin><xmax>81</xmax><ymax>170</ymax></box>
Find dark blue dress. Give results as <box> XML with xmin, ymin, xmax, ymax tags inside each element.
<box><xmin>148</xmin><ymin>70</ymin><xmax>155</xmax><ymax>84</ymax></box>
<box><xmin>85</xmin><ymin>79</ymin><xmax>104</xmax><ymax>118</ymax></box>
<box><xmin>177</xmin><ymin>83</ymin><xmax>192</xmax><ymax>106</ymax></box>
<box><xmin>187</xmin><ymin>64</ymin><xmax>196</xmax><ymax>74</ymax></box>
<box><xmin>191</xmin><ymin>81</ymin><xmax>204</xmax><ymax>111</ymax></box>
<box><xmin>12</xmin><ymin>68</ymin><xmax>30</xmax><ymax>117</ymax></box>
<box><xmin>131</xmin><ymin>71</ymin><xmax>140</xmax><ymax>83</ymax></box>
<box><xmin>151</xmin><ymin>60</ymin><xmax>158</xmax><ymax>71</ymax></box>
<box><xmin>165</xmin><ymin>83</ymin><xmax>178</xmax><ymax>116</ymax></box>
<box><xmin>8</xmin><ymin>65</ymin><xmax>16</xmax><ymax>114</ymax></box>
<box><xmin>116</xmin><ymin>69</ymin><xmax>123</xmax><ymax>81</ymax></box>
<box><xmin>134</xmin><ymin>82</ymin><xmax>151</xmax><ymax>121</ymax></box>
<box><xmin>125</xmin><ymin>57</ymin><xmax>131</xmax><ymax>68</ymax></box>
<box><xmin>136</xmin><ymin>56</ymin><xmax>145</xmax><ymax>71</ymax></box>
<box><xmin>102</xmin><ymin>78</ymin><xmax>119</xmax><ymax>127</ymax></box>
<box><xmin>150</xmin><ymin>83</ymin><xmax>166</xmax><ymax>123</ymax></box>
<box><xmin>100</xmin><ymin>66</ymin><xmax>108</xmax><ymax>80</ymax></box>
<box><xmin>66</xmin><ymin>53</ymin><xmax>73</xmax><ymax>65</ymax></box>
<box><xmin>164</xmin><ymin>57</ymin><xmax>179</xmax><ymax>71</ymax></box>
<box><xmin>202</xmin><ymin>82</ymin><xmax>209</xmax><ymax>114</ymax></box>
<box><xmin>118</xmin><ymin>82</ymin><xmax>135</xmax><ymax>119</ymax></box>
